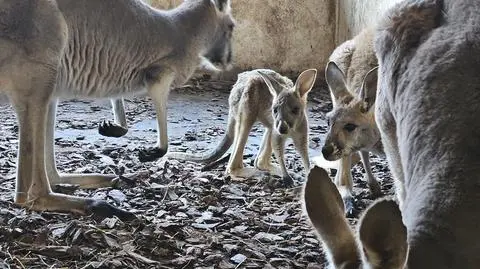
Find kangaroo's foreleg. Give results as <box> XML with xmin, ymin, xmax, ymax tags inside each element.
<box><xmin>359</xmin><ymin>151</ymin><xmax>382</xmax><ymax>198</ymax></box>
<box><xmin>291</xmin><ymin>126</ymin><xmax>311</xmax><ymax>172</ymax></box>
<box><xmin>138</xmin><ymin>73</ymin><xmax>175</xmax><ymax>162</ymax></box>
<box><xmin>335</xmin><ymin>155</ymin><xmax>355</xmax><ymax>215</ymax></box>
<box><xmin>254</xmin><ymin>127</ymin><xmax>273</xmax><ymax>171</ymax></box>
<box><xmin>98</xmin><ymin>98</ymin><xmax>128</xmax><ymax>138</ymax></box>
<box><xmin>11</xmin><ymin>67</ymin><xmax>134</xmax><ymax>221</ymax></box>
<box><xmin>272</xmin><ymin>133</ymin><xmax>294</xmax><ymax>187</ymax></box>
<box><xmin>45</xmin><ymin>99</ymin><xmax>120</xmax><ymax>189</ymax></box>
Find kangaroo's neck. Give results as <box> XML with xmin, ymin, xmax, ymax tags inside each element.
<box><xmin>163</xmin><ymin>1</ymin><xmax>217</xmax><ymax>55</ymax></box>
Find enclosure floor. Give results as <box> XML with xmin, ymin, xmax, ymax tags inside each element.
<box><xmin>0</xmin><ymin>78</ymin><xmax>393</xmax><ymax>268</ymax></box>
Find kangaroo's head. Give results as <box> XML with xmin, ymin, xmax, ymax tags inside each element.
<box><xmin>204</xmin><ymin>0</ymin><xmax>235</xmax><ymax>70</ymax></box>
<box><xmin>322</xmin><ymin>62</ymin><xmax>379</xmax><ymax>161</ymax></box>
<box><xmin>258</xmin><ymin>69</ymin><xmax>317</xmax><ymax>136</ymax></box>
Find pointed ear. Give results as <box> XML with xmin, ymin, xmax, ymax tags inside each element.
<box><xmin>212</xmin><ymin>0</ymin><xmax>230</xmax><ymax>12</ymax></box>
<box><xmin>359</xmin><ymin>66</ymin><xmax>378</xmax><ymax>113</ymax></box>
<box><xmin>325</xmin><ymin>61</ymin><xmax>352</xmax><ymax>103</ymax></box>
<box><xmin>294</xmin><ymin>69</ymin><xmax>317</xmax><ymax>98</ymax></box>
<box><xmin>303</xmin><ymin>166</ymin><xmax>361</xmax><ymax>268</ymax></box>
<box><xmin>358</xmin><ymin>198</ymin><xmax>408</xmax><ymax>269</ymax></box>
<box><xmin>257</xmin><ymin>71</ymin><xmax>283</xmax><ymax>97</ymax></box>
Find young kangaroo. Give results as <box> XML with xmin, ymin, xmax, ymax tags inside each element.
<box><xmin>0</xmin><ymin>0</ymin><xmax>235</xmax><ymax>219</ymax></box>
<box><xmin>304</xmin><ymin>0</ymin><xmax>480</xmax><ymax>268</ymax></box>
<box><xmin>321</xmin><ymin>28</ymin><xmax>382</xmax><ymax>214</ymax></box>
<box><xmin>167</xmin><ymin>69</ymin><xmax>317</xmax><ymax>186</ymax></box>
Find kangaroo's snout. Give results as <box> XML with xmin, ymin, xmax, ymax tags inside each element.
<box><xmin>322</xmin><ymin>144</ymin><xmax>334</xmax><ymax>158</ymax></box>
<box><xmin>277</xmin><ymin>122</ymin><xmax>289</xmax><ymax>134</ymax></box>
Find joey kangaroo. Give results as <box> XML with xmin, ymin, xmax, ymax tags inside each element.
<box><xmin>0</xmin><ymin>0</ymin><xmax>235</xmax><ymax>219</ymax></box>
<box><xmin>322</xmin><ymin>28</ymin><xmax>382</xmax><ymax>214</ymax></box>
<box><xmin>304</xmin><ymin>0</ymin><xmax>480</xmax><ymax>268</ymax></box>
<box><xmin>167</xmin><ymin>69</ymin><xmax>317</xmax><ymax>186</ymax></box>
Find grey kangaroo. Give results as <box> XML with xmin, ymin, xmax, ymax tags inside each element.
<box><xmin>322</xmin><ymin>28</ymin><xmax>382</xmax><ymax>214</ymax></box>
<box><xmin>0</xmin><ymin>0</ymin><xmax>235</xmax><ymax>219</ymax></box>
<box><xmin>98</xmin><ymin>58</ymin><xmax>226</xmax><ymax>138</ymax></box>
<box><xmin>167</xmin><ymin>69</ymin><xmax>317</xmax><ymax>186</ymax></box>
<box><xmin>304</xmin><ymin>0</ymin><xmax>480</xmax><ymax>268</ymax></box>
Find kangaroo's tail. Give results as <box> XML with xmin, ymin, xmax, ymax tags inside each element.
<box><xmin>166</xmin><ymin>116</ymin><xmax>235</xmax><ymax>163</ymax></box>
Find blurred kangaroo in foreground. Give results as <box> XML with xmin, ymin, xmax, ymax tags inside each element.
<box><xmin>322</xmin><ymin>28</ymin><xmax>382</xmax><ymax>214</ymax></box>
<box><xmin>0</xmin><ymin>0</ymin><xmax>235</xmax><ymax>219</ymax></box>
<box><xmin>305</xmin><ymin>0</ymin><xmax>480</xmax><ymax>268</ymax></box>
<box><xmin>167</xmin><ymin>69</ymin><xmax>317</xmax><ymax>186</ymax></box>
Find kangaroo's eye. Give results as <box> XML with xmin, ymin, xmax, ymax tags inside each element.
<box><xmin>292</xmin><ymin>107</ymin><xmax>300</xmax><ymax>114</ymax></box>
<box><xmin>344</xmin><ymin>123</ymin><xmax>357</xmax><ymax>132</ymax></box>
<box><xmin>273</xmin><ymin>107</ymin><xmax>278</xmax><ymax>113</ymax></box>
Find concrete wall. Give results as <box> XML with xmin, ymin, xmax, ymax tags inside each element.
<box><xmin>150</xmin><ymin>0</ymin><xmax>335</xmax><ymax>75</ymax></box>
<box><xmin>147</xmin><ymin>0</ymin><xmax>401</xmax><ymax>74</ymax></box>
<box><xmin>335</xmin><ymin>0</ymin><xmax>403</xmax><ymax>43</ymax></box>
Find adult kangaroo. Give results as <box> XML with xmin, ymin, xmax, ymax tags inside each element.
<box><xmin>0</xmin><ymin>0</ymin><xmax>235</xmax><ymax>219</ymax></box>
<box><xmin>304</xmin><ymin>0</ymin><xmax>480</xmax><ymax>268</ymax></box>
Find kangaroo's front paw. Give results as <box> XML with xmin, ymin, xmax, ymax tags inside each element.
<box><xmin>138</xmin><ymin>147</ymin><xmax>167</xmax><ymax>162</ymax></box>
<box><xmin>85</xmin><ymin>199</ymin><xmax>136</xmax><ymax>221</ymax></box>
<box><xmin>368</xmin><ymin>180</ymin><xmax>383</xmax><ymax>199</ymax></box>
<box><xmin>282</xmin><ymin>174</ymin><xmax>295</xmax><ymax>187</ymax></box>
<box><xmin>344</xmin><ymin>196</ymin><xmax>358</xmax><ymax>218</ymax></box>
<box><xmin>98</xmin><ymin>120</ymin><xmax>128</xmax><ymax>138</ymax></box>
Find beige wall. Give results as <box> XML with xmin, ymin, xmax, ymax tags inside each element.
<box><xmin>147</xmin><ymin>0</ymin><xmax>401</xmax><ymax>74</ymax></box>
<box><xmin>335</xmin><ymin>0</ymin><xmax>403</xmax><ymax>43</ymax></box>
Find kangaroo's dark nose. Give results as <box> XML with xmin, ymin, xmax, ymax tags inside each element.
<box><xmin>322</xmin><ymin>144</ymin><xmax>334</xmax><ymax>158</ymax></box>
<box><xmin>278</xmin><ymin>124</ymin><xmax>288</xmax><ymax>134</ymax></box>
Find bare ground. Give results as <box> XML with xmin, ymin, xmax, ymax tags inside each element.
<box><xmin>0</xmin><ymin>78</ymin><xmax>393</xmax><ymax>269</ymax></box>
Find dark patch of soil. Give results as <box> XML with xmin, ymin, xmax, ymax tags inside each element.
<box><xmin>0</xmin><ymin>78</ymin><xmax>393</xmax><ymax>268</ymax></box>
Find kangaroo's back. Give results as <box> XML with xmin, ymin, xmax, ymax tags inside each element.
<box><xmin>376</xmin><ymin>0</ymin><xmax>480</xmax><ymax>267</ymax></box>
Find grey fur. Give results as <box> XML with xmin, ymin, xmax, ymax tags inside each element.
<box><xmin>0</xmin><ymin>0</ymin><xmax>235</xmax><ymax>217</ymax></box>
<box><xmin>304</xmin><ymin>0</ymin><xmax>480</xmax><ymax>268</ymax></box>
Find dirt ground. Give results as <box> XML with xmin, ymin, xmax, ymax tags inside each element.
<box><xmin>0</xmin><ymin>78</ymin><xmax>393</xmax><ymax>268</ymax></box>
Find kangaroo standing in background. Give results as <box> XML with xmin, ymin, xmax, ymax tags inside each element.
<box><xmin>0</xmin><ymin>0</ymin><xmax>235</xmax><ymax>219</ymax></box>
<box><xmin>98</xmin><ymin>57</ymin><xmax>227</xmax><ymax>138</ymax></box>
<box><xmin>304</xmin><ymin>0</ymin><xmax>480</xmax><ymax>268</ymax></box>
<box><xmin>167</xmin><ymin>69</ymin><xmax>317</xmax><ymax>186</ymax></box>
<box><xmin>321</xmin><ymin>28</ymin><xmax>382</xmax><ymax>214</ymax></box>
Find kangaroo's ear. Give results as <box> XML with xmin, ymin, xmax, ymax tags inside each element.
<box><xmin>212</xmin><ymin>0</ymin><xmax>230</xmax><ymax>12</ymax></box>
<box><xmin>358</xmin><ymin>198</ymin><xmax>408</xmax><ymax>269</ymax></box>
<box><xmin>294</xmin><ymin>69</ymin><xmax>317</xmax><ymax>99</ymax></box>
<box><xmin>359</xmin><ymin>66</ymin><xmax>378</xmax><ymax>113</ymax></box>
<box><xmin>257</xmin><ymin>71</ymin><xmax>284</xmax><ymax>98</ymax></box>
<box><xmin>325</xmin><ymin>61</ymin><xmax>352</xmax><ymax>104</ymax></box>
<box><xmin>303</xmin><ymin>166</ymin><xmax>361</xmax><ymax>269</ymax></box>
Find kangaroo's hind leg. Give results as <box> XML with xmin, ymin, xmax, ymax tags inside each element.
<box><xmin>138</xmin><ymin>72</ymin><xmax>176</xmax><ymax>162</ymax></box>
<box><xmin>98</xmin><ymin>98</ymin><xmax>129</xmax><ymax>138</ymax></box>
<box><xmin>226</xmin><ymin>112</ymin><xmax>256</xmax><ymax>178</ymax></box>
<box><xmin>46</xmin><ymin>99</ymin><xmax>122</xmax><ymax>189</ymax></box>
<box><xmin>10</xmin><ymin>65</ymin><xmax>134</xmax><ymax>221</ymax></box>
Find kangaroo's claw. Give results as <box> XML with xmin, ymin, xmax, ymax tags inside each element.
<box><xmin>85</xmin><ymin>199</ymin><xmax>136</xmax><ymax>221</ymax></box>
<box><xmin>138</xmin><ymin>147</ymin><xmax>167</xmax><ymax>162</ymax></box>
<box><xmin>282</xmin><ymin>174</ymin><xmax>295</xmax><ymax>187</ymax></box>
<box><xmin>98</xmin><ymin>120</ymin><xmax>128</xmax><ymax>138</ymax></box>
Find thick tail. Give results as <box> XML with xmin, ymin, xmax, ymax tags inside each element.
<box><xmin>166</xmin><ymin>117</ymin><xmax>235</xmax><ymax>163</ymax></box>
